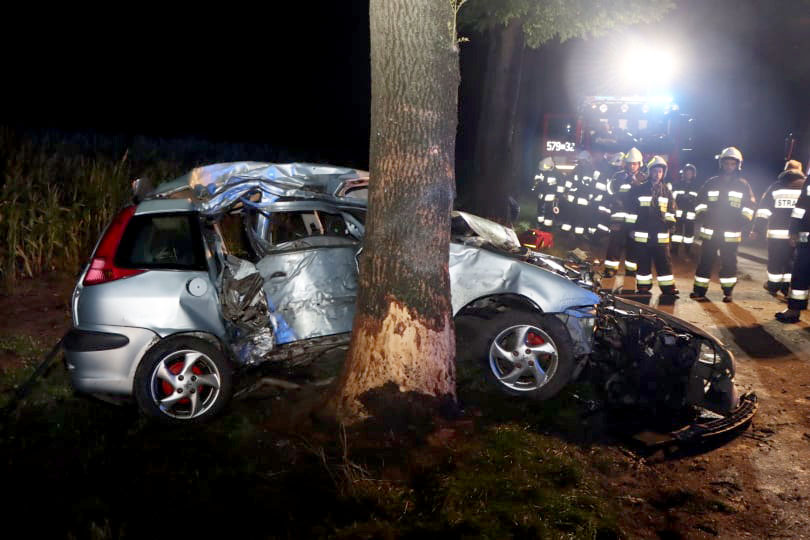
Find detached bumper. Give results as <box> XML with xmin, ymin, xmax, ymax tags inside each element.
<box><xmin>671</xmin><ymin>392</ymin><xmax>758</xmax><ymax>442</ymax></box>
<box><xmin>634</xmin><ymin>393</ymin><xmax>758</xmax><ymax>448</ymax></box>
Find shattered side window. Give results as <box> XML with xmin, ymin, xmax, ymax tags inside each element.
<box><xmin>270</xmin><ymin>211</ymin><xmax>354</xmax><ymax>244</ymax></box>
<box><xmin>218</xmin><ymin>212</ymin><xmax>257</xmax><ymax>261</ymax></box>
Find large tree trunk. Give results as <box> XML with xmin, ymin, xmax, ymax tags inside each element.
<box><xmin>329</xmin><ymin>0</ymin><xmax>459</xmax><ymax>422</ymax></box>
<box><xmin>468</xmin><ymin>21</ymin><xmax>525</xmax><ymax>222</ymax></box>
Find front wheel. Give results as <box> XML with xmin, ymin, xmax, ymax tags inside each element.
<box><xmin>134</xmin><ymin>337</ymin><xmax>233</xmax><ymax>424</ymax></box>
<box><xmin>482</xmin><ymin>311</ymin><xmax>575</xmax><ymax>400</ymax></box>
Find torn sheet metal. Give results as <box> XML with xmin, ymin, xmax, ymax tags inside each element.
<box><xmin>451</xmin><ymin>211</ymin><xmax>521</xmax><ymax>252</ymax></box>
<box><xmin>150</xmin><ymin>162</ymin><xmax>369</xmax><ymax>217</ymax></box>
<box><xmin>449</xmin><ymin>243</ymin><xmax>600</xmax><ymax>316</ymax></box>
<box><xmin>219</xmin><ymin>256</ymin><xmax>277</xmax><ymax>365</ymax></box>
<box><xmin>256</xmin><ymin>244</ymin><xmax>359</xmax><ymax>343</ymax></box>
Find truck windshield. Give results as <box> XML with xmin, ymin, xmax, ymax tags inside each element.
<box><xmin>582</xmin><ymin>105</ymin><xmax>674</xmax><ymax>154</ymax></box>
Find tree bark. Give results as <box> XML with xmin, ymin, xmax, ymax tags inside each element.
<box><xmin>329</xmin><ymin>0</ymin><xmax>458</xmax><ymax>422</ymax></box>
<box><xmin>469</xmin><ymin>21</ymin><xmax>525</xmax><ymax>222</ymax></box>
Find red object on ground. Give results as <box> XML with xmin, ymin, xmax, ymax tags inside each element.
<box><xmin>518</xmin><ymin>229</ymin><xmax>554</xmax><ymax>250</ymax></box>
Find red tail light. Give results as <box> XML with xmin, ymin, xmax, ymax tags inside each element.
<box><xmin>83</xmin><ymin>206</ymin><xmax>146</xmax><ymax>286</ymax></box>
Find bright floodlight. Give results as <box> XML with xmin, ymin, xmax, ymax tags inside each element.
<box><xmin>619</xmin><ymin>41</ymin><xmax>680</xmax><ymax>89</ymax></box>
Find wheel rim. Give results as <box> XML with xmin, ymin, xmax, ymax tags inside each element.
<box><xmin>488</xmin><ymin>324</ymin><xmax>559</xmax><ymax>392</ymax></box>
<box><xmin>149</xmin><ymin>349</ymin><xmax>222</xmax><ymax>420</ymax></box>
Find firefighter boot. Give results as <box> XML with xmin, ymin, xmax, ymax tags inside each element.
<box><xmin>775</xmin><ymin>308</ymin><xmax>801</xmax><ymax>323</ymax></box>
<box><xmin>763</xmin><ymin>282</ymin><xmax>779</xmax><ymax>296</ymax></box>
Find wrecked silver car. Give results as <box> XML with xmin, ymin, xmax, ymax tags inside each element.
<box><xmin>64</xmin><ymin>162</ymin><xmax>596</xmax><ymax>422</ymax></box>
<box><xmin>64</xmin><ymin>162</ymin><xmax>755</xmax><ymax>435</ymax></box>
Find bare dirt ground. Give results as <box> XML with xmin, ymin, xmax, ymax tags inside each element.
<box><xmin>0</xmin><ymin>273</ymin><xmax>73</xmax><ymax>372</ymax></box>
<box><xmin>2</xmin><ymin>248</ymin><xmax>810</xmax><ymax>539</ymax></box>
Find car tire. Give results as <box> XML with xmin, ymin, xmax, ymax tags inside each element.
<box><xmin>481</xmin><ymin>310</ymin><xmax>575</xmax><ymax>400</ymax></box>
<box><xmin>134</xmin><ymin>336</ymin><xmax>233</xmax><ymax>424</ymax></box>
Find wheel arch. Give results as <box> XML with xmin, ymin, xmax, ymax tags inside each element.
<box><xmin>454</xmin><ymin>293</ymin><xmax>545</xmax><ymax>320</ymax></box>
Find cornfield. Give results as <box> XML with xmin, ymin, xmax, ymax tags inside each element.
<box><xmin>0</xmin><ymin>126</ymin><xmax>317</xmax><ymax>291</ymax></box>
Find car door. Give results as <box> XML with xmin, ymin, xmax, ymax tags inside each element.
<box><xmin>256</xmin><ymin>204</ymin><xmax>362</xmax><ymax>343</ymax></box>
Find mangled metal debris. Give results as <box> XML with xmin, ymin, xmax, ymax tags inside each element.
<box><xmin>219</xmin><ymin>256</ymin><xmax>276</xmax><ymax>365</ymax></box>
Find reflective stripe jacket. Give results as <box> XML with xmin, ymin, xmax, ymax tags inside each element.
<box><xmin>754</xmin><ymin>170</ymin><xmax>805</xmax><ymax>237</ymax></box>
<box><xmin>789</xmin><ymin>176</ymin><xmax>810</xmax><ymax>240</ymax></box>
<box><xmin>607</xmin><ymin>170</ymin><xmax>647</xmax><ymax>223</ymax></box>
<box><xmin>534</xmin><ymin>168</ymin><xmax>560</xmax><ymax>204</ymax></box>
<box><xmin>625</xmin><ymin>180</ymin><xmax>677</xmax><ymax>239</ymax></box>
<box><xmin>669</xmin><ymin>179</ymin><xmax>700</xmax><ymax>219</ymax></box>
<box><xmin>694</xmin><ymin>173</ymin><xmax>756</xmax><ymax>235</ymax></box>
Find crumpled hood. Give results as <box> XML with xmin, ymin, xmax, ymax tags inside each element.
<box><xmin>449</xmin><ymin>243</ymin><xmax>600</xmax><ymax>314</ymax></box>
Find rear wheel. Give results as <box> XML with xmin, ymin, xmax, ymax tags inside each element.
<box><xmin>482</xmin><ymin>311</ymin><xmax>575</xmax><ymax>400</ymax></box>
<box><xmin>134</xmin><ymin>337</ymin><xmax>233</xmax><ymax>424</ymax></box>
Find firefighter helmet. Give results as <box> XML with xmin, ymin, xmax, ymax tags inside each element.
<box><xmin>716</xmin><ymin>146</ymin><xmax>743</xmax><ymax>169</ymax></box>
<box><xmin>647</xmin><ymin>155</ymin><xmax>668</xmax><ymax>178</ymax></box>
<box><xmin>539</xmin><ymin>157</ymin><xmax>555</xmax><ymax>171</ymax></box>
<box><xmin>647</xmin><ymin>155</ymin><xmax>667</xmax><ymax>170</ymax></box>
<box><xmin>623</xmin><ymin>147</ymin><xmax>643</xmax><ymax>164</ymax></box>
<box><xmin>784</xmin><ymin>159</ymin><xmax>803</xmax><ymax>172</ymax></box>
<box><xmin>681</xmin><ymin>163</ymin><xmax>696</xmax><ymax>173</ymax></box>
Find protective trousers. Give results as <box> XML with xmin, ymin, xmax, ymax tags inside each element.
<box><xmin>604</xmin><ymin>227</ymin><xmax>634</xmax><ymax>274</ymax></box>
<box><xmin>693</xmin><ymin>236</ymin><xmax>739</xmax><ymax>295</ymax></box>
<box><xmin>671</xmin><ymin>216</ymin><xmax>696</xmax><ymax>253</ymax></box>
<box><xmin>766</xmin><ymin>238</ymin><xmax>795</xmax><ymax>293</ymax></box>
<box><xmin>788</xmin><ymin>243</ymin><xmax>810</xmax><ymax>310</ymax></box>
<box><xmin>629</xmin><ymin>241</ymin><xmax>675</xmax><ymax>294</ymax></box>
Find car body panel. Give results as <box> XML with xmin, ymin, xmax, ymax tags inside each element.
<box><xmin>64</xmin><ymin>324</ymin><xmax>159</xmax><ymax>395</ymax></box>
<box><xmin>74</xmin><ymin>269</ymin><xmax>225</xmax><ymax>339</ymax></box>
<box><xmin>449</xmin><ymin>243</ymin><xmax>600</xmax><ymax>315</ymax></box>
<box><xmin>255</xmin><ymin>244</ymin><xmax>359</xmax><ymax>343</ymax></box>
<box><xmin>134</xmin><ymin>198</ymin><xmax>196</xmax><ymax>215</ymax></box>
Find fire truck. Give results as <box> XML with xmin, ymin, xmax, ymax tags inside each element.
<box><xmin>539</xmin><ymin>96</ymin><xmax>694</xmax><ymax>175</ymax></box>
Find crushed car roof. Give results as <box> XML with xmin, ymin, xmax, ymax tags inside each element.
<box><xmin>147</xmin><ymin>162</ymin><xmax>369</xmax><ymax>215</ymax></box>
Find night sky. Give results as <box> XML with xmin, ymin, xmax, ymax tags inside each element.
<box><xmin>4</xmin><ymin>1</ymin><xmax>808</xmax><ymax>194</ymax></box>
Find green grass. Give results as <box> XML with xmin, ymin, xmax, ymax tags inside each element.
<box><xmin>0</xmin><ymin>337</ymin><xmax>624</xmax><ymax>539</ymax></box>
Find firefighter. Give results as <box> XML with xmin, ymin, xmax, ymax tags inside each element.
<box><xmin>603</xmin><ymin>147</ymin><xmax>646</xmax><ymax>284</ymax></box>
<box><xmin>776</xmin><ymin>170</ymin><xmax>810</xmax><ymax>323</ymax></box>
<box><xmin>625</xmin><ymin>155</ymin><xmax>679</xmax><ymax>295</ymax></box>
<box><xmin>670</xmin><ymin>163</ymin><xmax>699</xmax><ymax>256</ymax></box>
<box><xmin>533</xmin><ymin>157</ymin><xmax>558</xmax><ymax>231</ymax></box>
<box><xmin>572</xmin><ymin>150</ymin><xmax>596</xmax><ymax>241</ymax></box>
<box><xmin>753</xmin><ymin>160</ymin><xmax>806</xmax><ymax>295</ymax></box>
<box><xmin>690</xmin><ymin>147</ymin><xmax>757</xmax><ymax>302</ymax></box>
<box><xmin>591</xmin><ymin>152</ymin><xmax>621</xmax><ymax>239</ymax></box>
<box><xmin>558</xmin><ymin>165</ymin><xmax>577</xmax><ymax>236</ymax></box>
